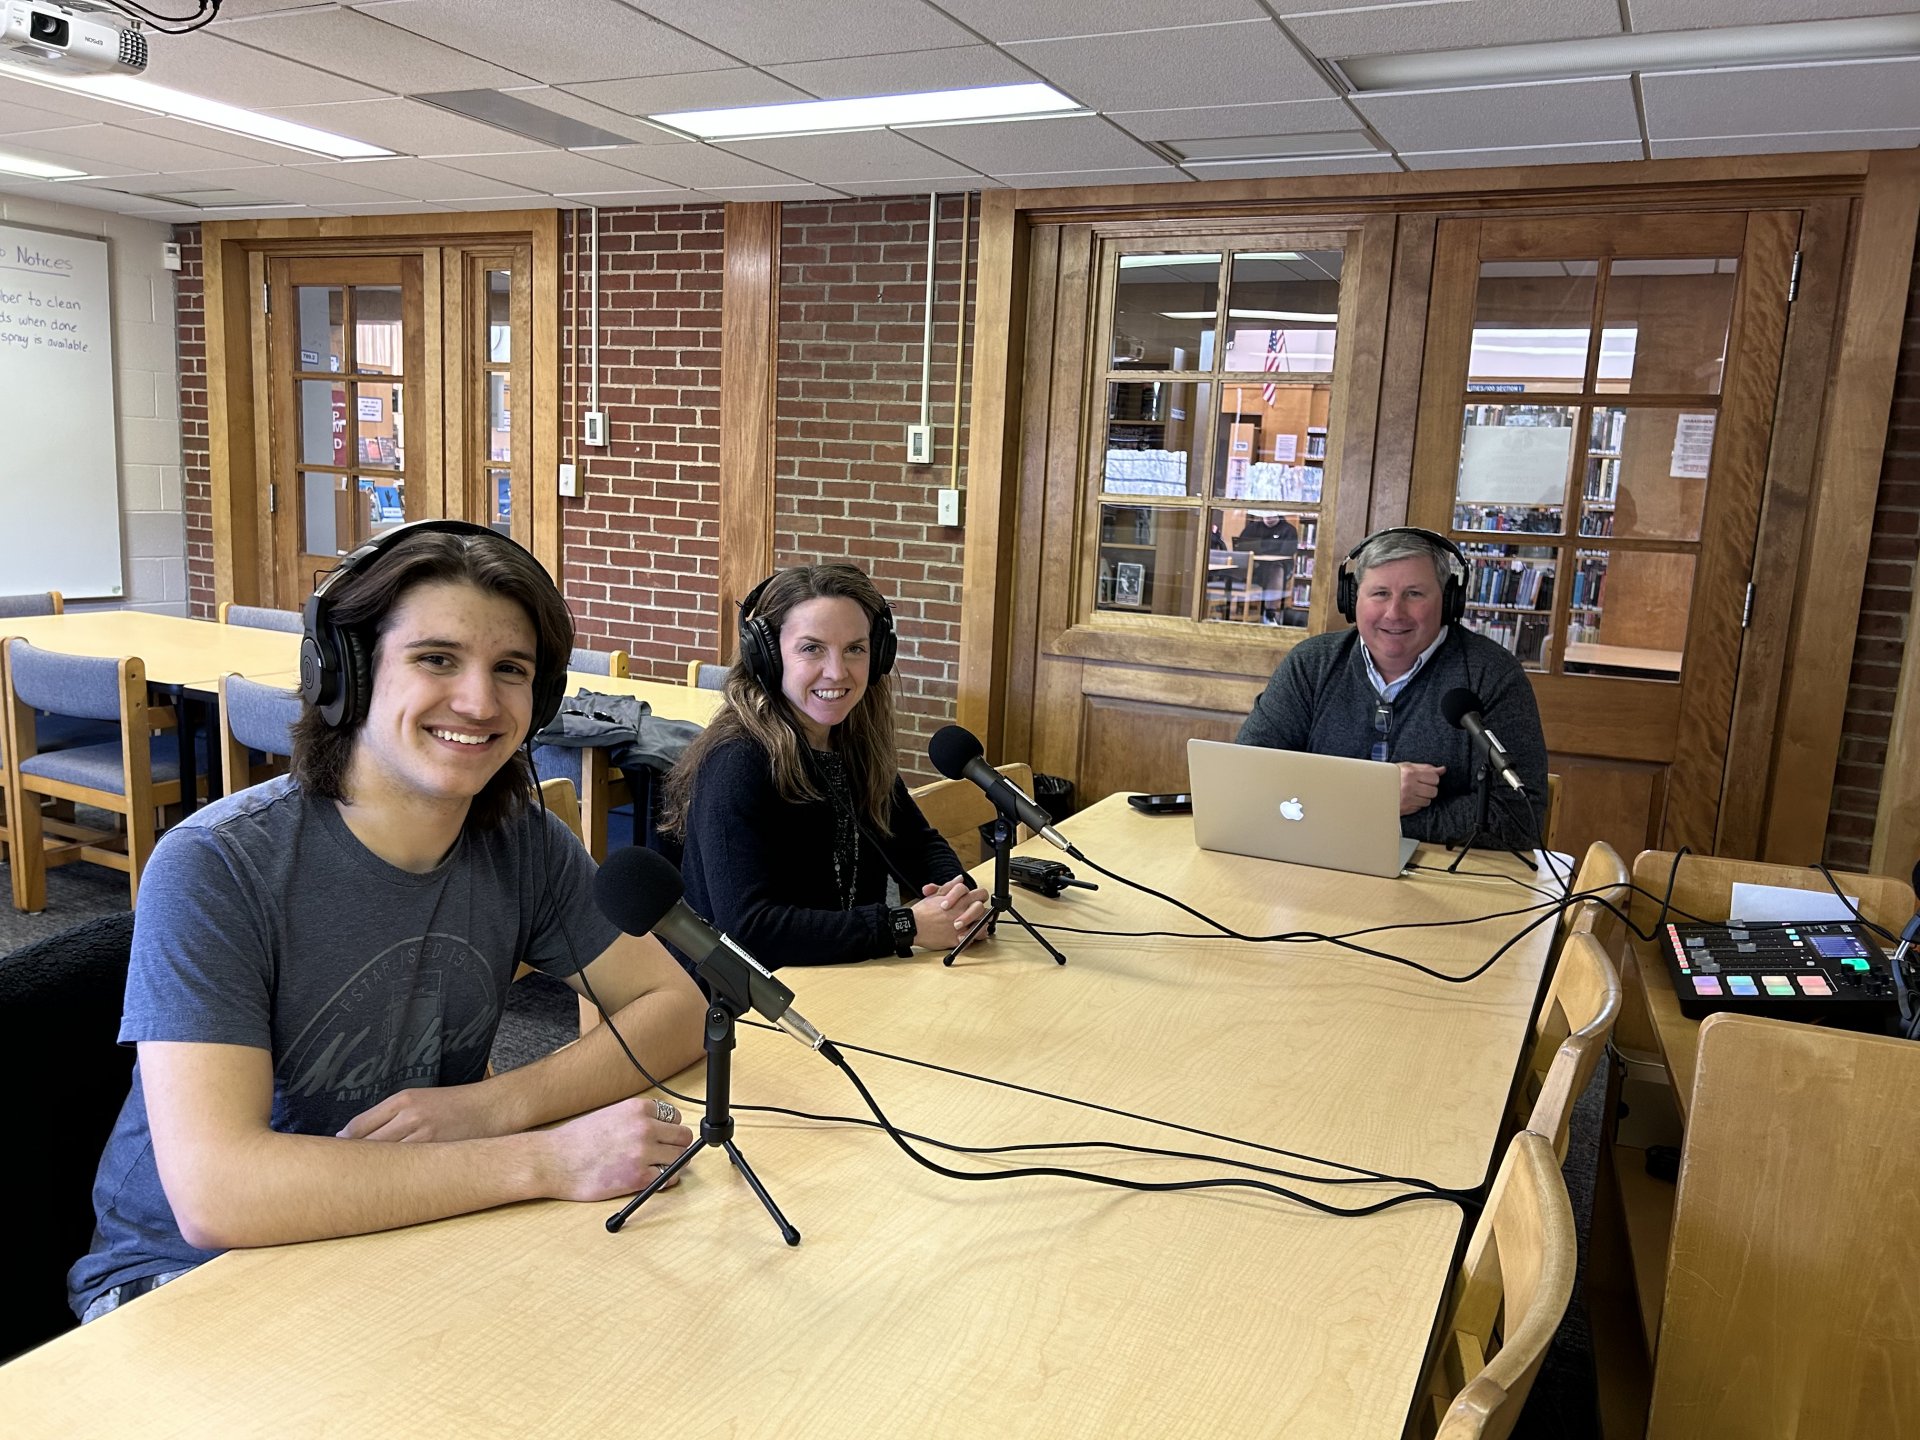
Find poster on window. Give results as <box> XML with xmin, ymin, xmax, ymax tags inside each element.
<box><xmin>1456</xmin><ymin>425</ymin><xmax>1574</xmax><ymax>505</ymax></box>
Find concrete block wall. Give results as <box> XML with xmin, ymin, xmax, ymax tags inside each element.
<box><xmin>1</xmin><ymin>194</ymin><xmax>186</xmax><ymax>614</ymax></box>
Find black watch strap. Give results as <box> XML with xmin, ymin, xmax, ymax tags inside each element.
<box><xmin>890</xmin><ymin>906</ymin><xmax>917</xmax><ymax>957</ymax></box>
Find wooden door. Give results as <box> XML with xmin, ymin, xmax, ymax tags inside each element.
<box><xmin>1409</xmin><ymin>211</ymin><xmax>1798</xmax><ymax>859</ymax></box>
<box><xmin>265</xmin><ymin>255</ymin><xmax>431</xmax><ymax>602</ymax></box>
<box><xmin>1005</xmin><ymin>218</ymin><xmax>1395</xmax><ymax>803</ymax></box>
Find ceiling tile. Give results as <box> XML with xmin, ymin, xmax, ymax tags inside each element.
<box><xmin>265</xmin><ymin>98</ymin><xmax>548</xmax><ymax>156</ymax></box>
<box><xmin>0</xmin><ymin>77</ymin><xmax>141</xmax><ymax>127</ymax></box>
<box><xmin>586</xmin><ymin>143</ymin><xmax>799</xmax><ymax>187</ymax></box>
<box><xmin>690</xmin><ymin>182</ymin><xmax>849</xmax><ymax>201</ymax></box>
<box><xmin>560</xmin><ymin>70</ymin><xmax>810</xmax><ymax>120</ymax></box>
<box><xmin>1108</xmin><ymin>98</ymin><xmax>1359</xmax><ymax>143</ymax></box>
<box><xmin>0</xmin><ymin>97</ymin><xmax>97</xmax><ymax>136</ymax></box>
<box><xmin>1175</xmin><ymin>153</ymin><xmax>1403</xmax><ymax>179</ymax></box>
<box><xmin>436</xmin><ymin>149</ymin><xmax>660</xmax><ymax>191</ymax></box>
<box><xmin>139</xmin><ymin>30</ymin><xmax>388</xmax><ymax>108</ymax></box>
<box><xmin>549</xmin><ymin>186</ymin><xmax>702</xmax><ymax>204</ymax></box>
<box><xmin>1400</xmin><ymin>140</ymin><xmax>1645</xmax><ymax>170</ymax></box>
<box><xmin>495</xmin><ymin>87</ymin><xmax>693</xmax><ymax>144</ymax></box>
<box><xmin>830</xmin><ymin>174</ymin><xmax>998</xmax><ymax>196</ymax></box>
<box><xmin>1004</xmin><ymin>21</ymin><xmax>1336</xmax><ymax>112</ymax></box>
<box><xmin>211</xmin><ymin>0</ymin><xmax>348</xmax><ymax>16</ymax></box>
<box><xmin>355</xmin><ymin>0</ymin><xmax>736</xmax><ymax>85</ymax></box>
<box><xmin>995</xmin><ymin>166</ymin><xmax>1189</xmax><ymax>188</ymax></box>
<box><xmin>1627</xmin><ymin>0</ymin><xmax>1920</xmax><ymax>30</ymax></box>
<box><xmin>225</xmin><ymin>7</ymin><xmax>537</xmax><ymax>92</ymax></box>
<box><xmin>12</xmin><ymin>181</ymin><xmax>158</xmax><ymax>215</ymax></box>
<box><xmin>133</xmin><ymin>116</ymin><xmax>353</xmax><ymax>165</ymax></box>
<box><xmin>715</xmin><ymin>128</ymin><xmax>962</xmax><ymax>183</ymax></box>
<box><xmin>441</xmin><ymin>196</ymin><xmax>584</xmax><ymax>211</ymax></box>
<box><xmin>1282</xmin><ymin>0</ymin><xmax>1620</xmax><ymax>60</ymax></box>
<box><xmin>313</xmin><ymin>200</ymin><xmax>457</xmax><ymax>215</ymax></box>
<box><xmin>4</xmin><ymin>125</ymin><xmax>273</xmax><ymax>175</ymax></box>
<box><xmin>140</xmin><ymin>163</ymin><xmax>415</xmax><ymax>204</ymax></box>
<box><xmin>1354</xmin><ymin>78</ymin><xmax>1640</xmax><ymax>152</ymax></box>
<box><xmin>1649</xmin><ymin>128</ymin><xmax>1920</xmax><ymax>157</ymax></box>
<box><xmin>766</xmin><ymin>45</ymin><xmax>1036</xmax><ymax>99</ymax></box>
<box><xmin>300</xmin><ymin>156</ymin><xmax>544</xmax><ymax>201</ymax></box>
<box><xmin>909</xmin><ymin>116</ymin><xmax>1165</xmax><ymax>173</ymax></box>
<box><xmin>931</xmin><ymin>0</ymin><xmax>1267</xmax><ymax>43</ymax></box>
<box><xmin>632</xmin><ymin>0</ymin><xmax>978</xmax><ymax>66</ymax></box>
<box><xmin>1642</xmin><ymin>59</ymin><xmax>1920</xmax><ymax>140</ymax></box>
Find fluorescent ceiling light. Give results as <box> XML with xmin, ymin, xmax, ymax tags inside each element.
<box><xmin>0</xmin><ymin>149</ymin><xmax>86</xmax><ymax>178</ymax></box>
<box><xmin>0</xmin><ymin>61</ymin><xmax>392</xmax><ymax>159</ymax></box>
<box><xmin>1337</xmin><ymin>14</ymin><xmax>1920</xmax><ymax>91</ymax></box>
<box><xmin>651</xmin><ymin>82</ymin><xmax>1083</xmax><ymax>140</ymax></box>
<box><xmin>1119</xmin><ymin>253</ymin><xmax>1222</xmax><ymax>268</ymax></box>
<box><xmin>1162</xmin><ymin>309</ymin><xmax>1338</xmax><ymax>322</ymax></box>
<box><xmin>1166</xmin><ymin>132</ymin><xmax>1379</xmax><ymax>162</ymax></box>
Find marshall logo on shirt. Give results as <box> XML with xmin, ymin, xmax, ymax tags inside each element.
<box><xmin>280</xmin><ymin>934</ymin><xmax>501</xmax><ymax>1109</ymax></box>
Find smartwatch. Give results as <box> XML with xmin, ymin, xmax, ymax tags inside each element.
<box><xmin>890</xmin><ymin>907</ymin><xmax>917</xmax><ymax>957</ymax></box>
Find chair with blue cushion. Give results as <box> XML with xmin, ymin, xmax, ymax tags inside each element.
<box><xmin>218</xmin><ymin>673</ymin><xmax>303</xmax><ymax>794</ymax></box>
<box><xmin>0</xmin><ymin>590</ymin><xmax>64</xmax><ymax>618</ymax></box>
<box><xmin>686</xmin><ymin>660</ymin><xmax>728</xmax><ymax>690</ymax></box>
<box><xmin>570</xmin><ymin>645</ymin><xmax>629</xmax><ymax>678</ymax></box>
<box><xmin>218</xmin><ymin>601</ymin><xmax>305</xmax><ymax>634</ymax></box>
<box><xmin>0</xmin><ymin>636</ymin><xmax>117</xmax><ymax>870</ymax></box>
<box><xmin>5</xmin><ymin>639</ymin><xmax>203</xmax><ymax>911</ymax></box>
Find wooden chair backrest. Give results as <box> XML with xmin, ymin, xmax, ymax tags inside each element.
<box><xmin>1647</xmin><ymin>1014</ymin><xmax>1920</xmax><ymax>1439</ymax></box>
<box><xmin>1557</xmin><ymin>839</ymin><xmax>1629</xmax><ymax>948</ymax></box>
<box><xmin>1422</xmin><ymin>1130</ymin><xmax>1578</xmax><ymax>1440</ymax></box>
<box><xmin>538</xmin><ymin>777</ymin><xmax>584</xmax><ymax>843</ymax></box>
<box><xmin>909</xmin><ymin>762</ymin><xmax>1037</xmax><ymax>868</ymax></box>
<box><xmin>1517</xmin><ymin>931</ymin><xmax>1621</xmax><ymax>1161</ymax></box>
<box><xmin>1543</xmin><ymin>772</ymin><xmax>1563</xmax><ymax>851</ymax></box>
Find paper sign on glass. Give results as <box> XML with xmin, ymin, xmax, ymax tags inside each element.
<box><xmin>1457</xmin><ymin>426</ymin><xmax>1574</xmax><ymax>505</ymax></box>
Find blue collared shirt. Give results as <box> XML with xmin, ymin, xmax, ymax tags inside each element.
<box><xmin>1363</xmin><ymin>626</ymin><xmax>1450</xmax><ymax>702</ymax></box>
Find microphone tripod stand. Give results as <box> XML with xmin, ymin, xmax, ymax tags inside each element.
<box><xmin>945</xmin><ymin>814</ymin><xmax>1067</xmax><ymax>967</ymax></box>
<box><xmin>606</xmin><ymin>995</ymin><xmax>800</xmax><ymax>1246</ymax></box>
<box><xmin>1446</xmin><ymin>753</ymin><xmax>1538</xmax><ymax>874</ymax></box>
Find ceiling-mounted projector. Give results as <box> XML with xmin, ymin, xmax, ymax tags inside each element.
<box><xmin>1</xmin><ymin>1</ymin><xmax>146</xmax><ymax>75</ymax></box>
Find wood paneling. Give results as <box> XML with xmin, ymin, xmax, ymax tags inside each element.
<box><xmin>1369</xmin><ymin>214</ymin><xmax>1437</xmax><ymax>533</ymax></box>
<box><xmin>1325</xmin><ymin>215</ymin><xmax>1395</xmax><ymax>596</ymax></box>
<box><xmin>999</xmin><ymin>223</ymin><xmax>1061</xmax><ymax>765</ymax></box>
<box><xmin>1765</xmin><ymin>149</ymin><xmax>1920</xmax><ymax>863</ymax></box>
<box><xmin>1077</xmin><ymin>694</ymin><xmax>1242</xmax><ymax>802</ymax></box>
<box><xmin>1875</xmin><ymin>575</ymin><xmax>1920</xmax><ymax>875</ymax></box>
<box><xmin>1547</xmin><ymin>753</ymin><xmax>1666</xmax><ymax>871</ymax></box>
<box><xmin>718</xmin><ymin>203</ymin><xmax>779</xmax><ymax>657</ymax></box>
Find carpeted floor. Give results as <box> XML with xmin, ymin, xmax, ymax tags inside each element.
<box><xmin>2</xmin><ymin>850</ymin><xmax>1609</xmax><ymax>1434</ymax></box>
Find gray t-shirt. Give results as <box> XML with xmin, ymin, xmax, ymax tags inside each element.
<box><xmin>67</xmin><ymin>775</ymin><xmax>619</xmax><ymax>1317</ymax></box>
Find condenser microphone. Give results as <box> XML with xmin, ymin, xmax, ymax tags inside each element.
<box><xmin>1441</xmin><ymin>688</ymin><xmax>1525</xmax><ymax>793</ymax></box>
<box><xmin>928</xmin><ymin>725</ymin><xmax>1072</xmax><ymax>853</ymax></box>
<box><xmin>594</xmin><ymin>846</ymin><xmax>827</xmax><ymax>1051</ymax></box>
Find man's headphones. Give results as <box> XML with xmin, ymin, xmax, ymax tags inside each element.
<box><xmin>1335</xmin><ymin>526</ymin><xmax>1469</xmax><ymax>625</ymax></box>
<box><xmin>737</xmin><ymin>569</ymin><xmax>898</xmax><ymax>695</ymax></box>
<box><xmin>299</xmin><ymin>518</ymin><xmax>568</xmax><ymax>734</ymax></box>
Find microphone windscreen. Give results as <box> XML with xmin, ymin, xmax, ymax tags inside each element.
<box><xmin>594</xmin><ymin>845</ymin><xmax>685</xmax><ymax>937</ymax></box>
<box><xmin>929</xmin><ymin>723</ymin><xmax>985</xmax><ymax>780</ymax></box>
<box><xmin>1440</xmin><ymin>688</ymin><xmax>1481</xmax><ymax>729</ymax></box>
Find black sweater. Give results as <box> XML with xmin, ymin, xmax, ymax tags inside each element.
<box><xmin>678</xmin><ymin>738</ymin><xmax>965</xmax><ymax>968</ymax></box>
<box><xmin>1235</xmin><ymin>626</ymin><xmax>1550</xmax><ymax>846</ymax></box>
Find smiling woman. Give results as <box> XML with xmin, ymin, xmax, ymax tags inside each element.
<box><xmin>658</xmin><ymin>564</ymin><xmax>987</xmax><ymax>969</ymax></box>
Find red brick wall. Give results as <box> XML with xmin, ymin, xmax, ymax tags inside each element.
<box><xmin>559</xmin><ymin>205</ymin><xmax>725</xmax><ymax>679</ymax></box>
<box><xmin>175</xmin><ymin>225</ymin><xmax>212</xmax><ymax>618</ymax></box>
<box><xmin>1824</xmin><ymin>246</ymin><xmax>1920</xmax><ymax>872</ymax></box>
<box><xmin>774</xmin><ymin>195</ymin><xmax>976</xmax><ymax>784</ymax></box>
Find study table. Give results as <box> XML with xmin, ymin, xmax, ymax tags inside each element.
<box><xmin>0</xmin><ymin>609</ymin><xmax>301</xmax><ymax>818</ymax></box>
<box><xmin>0</xmin><ymin>797</ymin><xmax>1557</xmax><ymax>1438</ymax></box>
<box><xmin>557</xmin><ymin>670</ymin><xmax>724</xmax><ymax>860</ymax></box>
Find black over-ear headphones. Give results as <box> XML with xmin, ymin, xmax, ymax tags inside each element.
<box><xmin>736</xmin><ymin>569</ymin><xmax>898</xmax><ymax>695</ymax></box>
<box><xmin>1335</xmin><ymin>526</ymin><xmax>1470</xmax><ymax>626</ymax></box>
<box><xmin>300</xmin><ymin>518</ymin><xmax>568</xmax><ymax>734</ymax></box>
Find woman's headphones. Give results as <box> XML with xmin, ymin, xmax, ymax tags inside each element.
<box><xmin>299</xmin><ymin>518</ymin><xmax>568</xmax><ymax>733</ymax></box>
<box><xmin>736</xmin><ymin>569</ymin><xmax>898</xmax><ymax>694</ymax></box>
<box><xmin>1335</xmin><ymin>526</ymin><xmax>1470</xmax><ymax>625</ymax></box>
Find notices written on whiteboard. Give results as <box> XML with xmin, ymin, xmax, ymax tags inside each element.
<box><xmin>1670</xmin><ymin>413</ymin><xmax>1716</xmax><ymax>479</ymax></box>
<box><xmin>0</xmin><ymin>244</ymin><xmax>92</xmax><ymax>354</ymax></box>
<box><xmin>1457</xmin><ymin>425</ymin><xmax>1574</xmax><ymax>505</ymax></box>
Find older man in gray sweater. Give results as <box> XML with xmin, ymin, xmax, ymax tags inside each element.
<box><xmin>1236</xmin><ymin>527</ymin><xmax>1549</xmax><ymax>847</ymax></box>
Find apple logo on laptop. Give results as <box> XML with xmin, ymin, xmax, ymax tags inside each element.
<box><xmin>1278</xmin><ymin>796</ymin><xmax>1306</xmax><ymax>822</ymax></box>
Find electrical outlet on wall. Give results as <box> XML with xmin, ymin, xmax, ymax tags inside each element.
<box><xmin>558</xmin><ymin>462</ymin><xmax>577</xmax><ymax>498</ymax></box>
<box><xmin>937</xmin><ymin>488</ymin><xmax>962</xmax><ymax>526</ymax></box>
<box><xmin>906</xmin><ymin>424</ymin><xmax>933</xmax><ymax>465</ymax></box>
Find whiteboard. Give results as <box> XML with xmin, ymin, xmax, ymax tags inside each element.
<box><xmin>0</xmin><ymin>223</ymin><xmax>125</xmax><ymax>598</ymax></box>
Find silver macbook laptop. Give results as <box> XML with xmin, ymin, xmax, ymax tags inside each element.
<box><xmin>1187</xmin><ymin>739</ymin><xmax>1419</xmax><ymax>878</ymax></box>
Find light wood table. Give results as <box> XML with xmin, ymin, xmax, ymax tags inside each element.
<box><xmin>0</xmin><ymin>797</ymin><xmax>1556</xmax><ymax>1438</ymax></box>
<box><xmin>560</xmin><ymin>671</ymin><xmax>723</xmax><ymax>860</ymax></box>
<box><xmin>1</xmin><ymin>611</ymin><xmax>303</xmax><ymax>820</ymax></box>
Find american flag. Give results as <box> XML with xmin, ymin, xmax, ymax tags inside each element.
<box><xmin>1260</xmin><ymin>326</ymin><xmax>1288</xmax><ymax>406</ymax></box>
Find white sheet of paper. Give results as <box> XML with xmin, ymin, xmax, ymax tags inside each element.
<box><xmin>1272</xmin><ymin>433</ymin><xmax>1297</xmax><ymax>462</ymax></box>
<box><xmin>1727</xmin><ymin>882</ymin><xmax>1860</xmax><ymax>923</ymax></box>
<box><xmin>1670</xmin><ymin>412</ymin><xmax>1716</xmax><ymax>479</ymax></box>
<box><xmin>1457</xmin><ymin>425</ymin><xmax>1573</xmax><ymax>504</ymax></box>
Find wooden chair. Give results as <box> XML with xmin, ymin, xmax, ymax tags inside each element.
<box><xmin>0</xmin><ymin>590</ymin><xmax>63</xmax><ymax>618</ymax></box>
<box><xmin>909</xmin><ymin>761</ymin><xmax>1036</xmax><ymax>869</ymax></box>
<box><xmin>217</xmin><ymin>673</ymin><xmax>302</xmax><ymax>794</ymax></box>
<box><xmin>570</xmin><ymin>646</ymin><xmax>629</xmax><ymax>678</ymax></box>
<box><xmin>538</xmin><ymin>776</ymin><xmax>583</xmax><ymax>842</ymax></box>
<box><xmin>1557</xmin><ymin>839</ymin><xmax>1629</xmax><ymax>948</ymax></box>
<box><xmin>1542</xmin><ymin>772</ymin><xmax>1563</xmax><ymax>852</ymax></box>
<box><xmin>1511</xmin><ymin>931</ymin><xmax>1622</xmax><ymax>1161</ymax></box>
<box><xmin>1204</xmin><ymin>551</ymin><xmax>1254</xmax><ymax>622</ymax></box>
<box><xmin>687</xmin><ymin>659</ymin><xmax>728</xmax><ymax>690</ymax></box>
<box><xmin>1417</xmin><ymin>1130</ymin><xmax>1578</xmax><ymax>1440</ymax></box>
<box><xmin>5</xmin><ymin>640</ymin><xmax>192</xmax><ymax>911</ymax></box>
<box><xmin>1647</xmin><ymin>1014</ymin><xmax>1920</xmax><ymax>1439</ymax></box>
<box><xmin>217</xmin><ymin>601</ymin><xmax>304</xmax><ymax>634</ymax></box>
